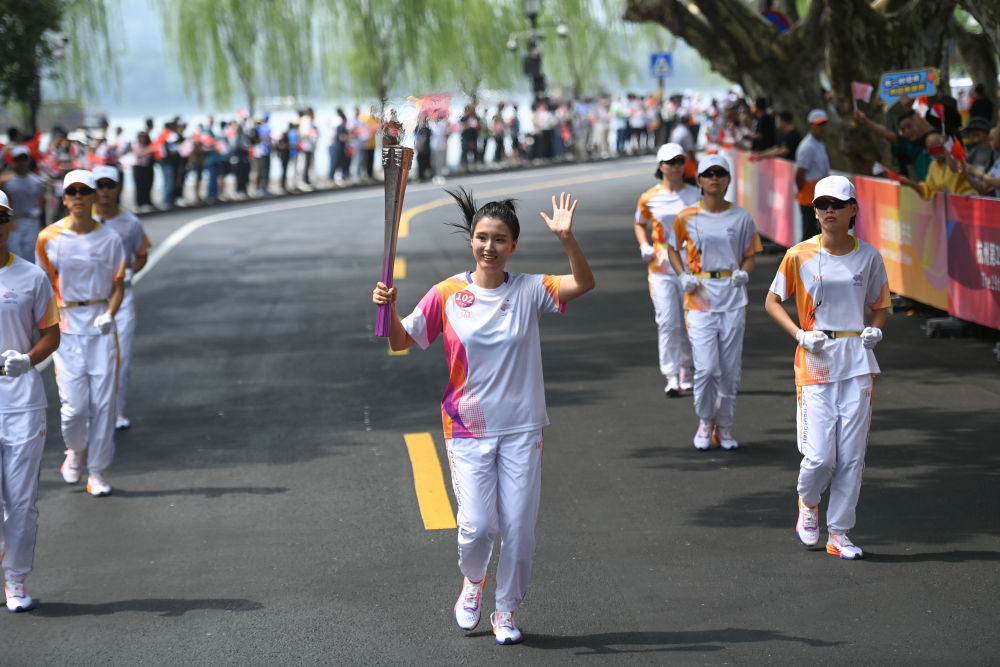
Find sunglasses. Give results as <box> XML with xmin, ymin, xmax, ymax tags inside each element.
<box><xmin>0</xmin><ymin>214</ymin><xmax>11</xmax><ymax>224</ymax></box>
<box><xmin>700</xmin><ymin>169</ymin><xmax>729</xmax><ymax>179</ymax></box>
<box><xmin>96</xmin><ymin>180</ymin><xmax>118</xmax><ymax>190</ymax></box>
<box><xmin>813</xmin><ymin>198</ymin><xmax>850</xmax><ymax>211</ymax></box>
<box><xmin>64</xmin><ymin>186</ymin><xmax>95</xmax><ymax>197</ymax></box>
<box><xmin>662</xmin><ymin>157</ymin><xmax>685</xmax><ymax>166</ymax></box>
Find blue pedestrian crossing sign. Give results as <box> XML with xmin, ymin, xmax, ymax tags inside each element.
<box><xmin>649</xmin><ymin>52</ymin><xmax>673</xmax><ymax>78</ymax></box>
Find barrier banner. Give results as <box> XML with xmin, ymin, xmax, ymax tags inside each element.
<box><xmin>945</xmin><ymin>195</ymin><xmax>1000</xmax><ymax>329</ymax></box>
<box><xmin>853</xmin><ymin>176</ymin><xmax>948</xmax><ymax>310</ymax></box>
<box><xmin>760</xmin><ymin>157</ymin><xmax>798</xmax><ymax>248</ymax></box>
<box><xmin>727</xmin><ymin>152</ymin><xmax>797</xmax><ymax>247</ymax></box>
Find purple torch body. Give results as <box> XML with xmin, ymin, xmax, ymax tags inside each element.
<box><xmin>376</xmin><ymin>138</ymin><xmax>414</xmax><ymax>337</ymax></box>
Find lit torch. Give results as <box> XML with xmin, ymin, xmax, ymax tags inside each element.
<box><xmin>376</xmin><ymin>111</ymin><xmax>414</xmax><ymax>337</ymax></box>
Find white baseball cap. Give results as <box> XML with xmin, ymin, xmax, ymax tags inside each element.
<box><xmin>656</xmin><ymin>143</ymin><xmax>685</xmax><ymax>162</ymax></box>
<box><xmin>697</xmin><ymin>154</ymin><xmax>731</xmax><ymax>175</ymax></box>
<box><xmin>63</xmin><ymin>169</ymin><xmax>96</xmax><ymax>190</ymax></box>
<box><xmin>812</xmin><ymin>175</ymin><xmax>856</xmax><ymax>202</ymax></box>
<box><xmin>0</xmin><ymin>191</ymin><xmax>12</xmax><ymax>212</ymax></box>
<box><xmin>807</xmin><ymin>109</ymin><xmax>828</xmax><ymax>125</ymax></box>
<box><xmin>10</xmin><ymin>145</ymin><xmax>30</xmax><ymax>158</ymax></box>
<box><xmin>92</xmin><ymin>165</ymin><xmax>119</xmax><ymax>183</ymax></box>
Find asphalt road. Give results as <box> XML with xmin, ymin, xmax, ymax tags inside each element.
<box><xmin>3</xmin><ymin>158</ymin><xmax>998</xmax><ymax>665</ymax></box>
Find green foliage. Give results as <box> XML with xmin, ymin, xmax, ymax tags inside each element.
<box><xmin>0</xmin><ymin>0</ymin><xmax>63</xmax><ymax>105</ymax></box>
<box><xmin>537</xmin><ymin>0</ymin><xmax>659</xmax><ymax>98</ymax></box>
<box><xmin>0</xmin><ymin>0</ymin><xmax>117</xmax><ymax>130</ymax></box>
<box><xmin>158</xmin><ymin>0</ymin><xmax>314</xmax><ymax>113</ymax></box>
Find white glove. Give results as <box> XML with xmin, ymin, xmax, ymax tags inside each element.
<box><xmin>94</xmin><ymin>312</ymin><xmax>114</xmax><ymax>334</ymax></box>
<box><xmin>1</xmin><ymin>350</ymin><xmax>31</xmax><ymax>378</ymax></box>
<box><xmin>861</xmin><ymin>326</ymin><xmax>883</xmax><ymax>349</ymax></box>
<box><xmin>796</xmin><ymin>329</ymin><xmax>828</xmax><ymax>354</ymax></box>
<box><xmin>680</xmin><ymin>273</ymin><xmax>701</xmax><ymax>293</ymax></box>
<box><xmin>730</xmin><ymin>269</ymin><xmax>749</xmax><ymax>286</ymax></box>
<box><xmin>639</xmin><ymin>243</ymin><xmax>656</xmax><ymax>263</ymax></box>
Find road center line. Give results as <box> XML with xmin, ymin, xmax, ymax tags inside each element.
<box><xmin>403</xmin><ymin>433</ymin><xmax>457</xmax><ymax>530</ymax></box>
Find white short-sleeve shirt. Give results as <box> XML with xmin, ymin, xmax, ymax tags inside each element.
<box><xmin>769</xmin><ymin>236</ymin><xmax>891</xmax><ymax>385</ymax></box>
<box><xmin>0</xmin><ymin>253</ymin><xmax>59</xmax><ymax>413</ymax></box>
<box><xmin>402</xmin><ymin>272</ymin><xmax>563</xmax><ymax>439</ymax></box>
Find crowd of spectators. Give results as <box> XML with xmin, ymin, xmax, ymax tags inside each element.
<box><xmin>1</xmin><ymin>81</ymin><xmax>997</xmax><ymax>229</ymax></box>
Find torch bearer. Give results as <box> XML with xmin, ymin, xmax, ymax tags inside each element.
<box><xmin>376</xmin><ymin>118</ymin><xmax>414</xmax><ymax>337</ymax></box>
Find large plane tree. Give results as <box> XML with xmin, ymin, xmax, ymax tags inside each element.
<box><xmin>623</xmin><ymin>0</ymin><xmax>999</xmax><ymax>171</ymax></box>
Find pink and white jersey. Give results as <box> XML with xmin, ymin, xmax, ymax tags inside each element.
<box><xmin>0</xmin><ymin>253</ymin><xmax>60</xmax><ymax>412</ymax></box>
<box><xmin>35</xmin><ymin>219</ymin><xmax>126</xmax><ymax>334</ymax></box>
<box><xmin>402</xmin><ymin>272</ymin><xmax>564</xmax><ymax>439</ymax></box>
<box><xmin>769</xmin><ymin>236</ymin><xmax>891</xmax><ymax>386</ymax></box>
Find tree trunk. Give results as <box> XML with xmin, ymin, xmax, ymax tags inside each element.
<box><xmin>952</xmin><ymin>18</ymin><xmax>998</xmax><ymax>124</ymax></box>
<box><xmin>27</xmin><ymin>74</ymin><xmax>41</xmax><ymax>136</ymax></box>
<box><xmin>960</xmin><ymin>0</ymin><xmax>1000</xmax><ymax>54</ymax></box>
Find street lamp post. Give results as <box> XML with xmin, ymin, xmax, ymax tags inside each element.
<box><xmin>523</xmin><ymin>0</ymin><xmax>545</xmax><ymax>103</ymax></box>
<box><xmin>508</xmin><ymin>0</ymin><xmax>567</xmax><ymax>104</ymax></box>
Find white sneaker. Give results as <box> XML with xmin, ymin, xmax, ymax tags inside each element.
<box><xmin>5</xmin><ymin>581</ymin><xmax>35</xmax><ymax>613</ymax></box>
<box><xmin>664</xmin><ymin>376</ymin><xmax>680</xmax><ymax>397</ymax></box>
<box><xmin>679</xmin><ymin>367</ymin><xmax>693</xmax><ymax>391</ymax></box>
<box><xmin>796</xmin><ymin>498</ymin><xmax>819</xmax><ymax>546</ymax></box>
<box><xmin>87</xmin><ymin>473</ymin><xmax>112</xmax><ymax>497</ymax></box>
<box><xmin>115</xmin><ymin>415</ymin><xmax>131</xmax><ymax>430</ymax></box>
<box><xmin>714</xmin><ymin>426</ymin><xmax>739</xmax><ymax>450</ymax></box>
<box><xmin>61</xmin><ymin>450</ymin><xmax>82</xmax><ymax>484</ymax></box>
<box><xmin>454</xmin><ymin>575</ymin><xmax>485</xmax><ymax>631</ymax></box>
<box><xmin>827</xmin><ymin>533</ymin><xmax>864</xmax><ymax>560</ymax></box>
<box><xmin>693</xmin><ymin>421</ymin><xmax>713</xmax><ymax>450</ymax></box>
<box><xmin>491</xmin><ymin>611</ymin><xmax>523</xmax><ymax>645</ymax></box>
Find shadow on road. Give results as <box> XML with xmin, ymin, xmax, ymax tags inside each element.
<box><xmin>863</xmin><ymin>550</ymin><xmax>1000</xmax><ymax>563</ymax></box>
<box><xmin>31</xmin><ymin>598</ymin><xmax>263</xmax><ymax>618</ymax></box>
<box><xmin>525</xmin><ymin>627</ymin><xmax>842</xmax><ymax>654</ymax></box>
<box><xmin>112</xmin><ymin>486</ymin><xmax>288</xmax><ymax>499</ymax></box>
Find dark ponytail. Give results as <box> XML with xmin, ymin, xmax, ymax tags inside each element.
<box><xmin>444</xmin><ymin>186</ymin><xmax>520</xmax><ymax>240</ymax></box>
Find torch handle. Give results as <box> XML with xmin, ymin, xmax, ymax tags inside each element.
<box><xmin>375</xmin><ymin>144</ymin><xmax>414</xmax><ymax>337</ymax></box>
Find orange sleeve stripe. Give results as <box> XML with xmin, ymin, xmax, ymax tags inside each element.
<box><xmin>38</xmin><ymin>297</ymin><xmax>60</xmax><ymax>329</ymax></box>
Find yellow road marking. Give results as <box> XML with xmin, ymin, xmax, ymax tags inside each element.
<box><xmin>404</xmin><ymin>433</ymin><xmax>457</xmax><ymax>530</ymax></box>
<box><xmin>393</xmin><ymin>256</ymin><xmax>407</xmax><ymax>279</ymax></box>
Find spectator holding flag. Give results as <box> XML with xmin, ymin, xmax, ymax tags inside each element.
<box><xmin>895</xmin><ymin>133</ymin><xmax>974</xmax><ymax>199</ymax></box>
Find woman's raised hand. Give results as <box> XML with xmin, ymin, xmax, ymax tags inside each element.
<box><xmin>372</xmin><ymin>282</ymin><xmax>397</xmax><ymax>306</ymax></box>
<box><xmin>540</xmin><ymin>192</ymin><xmax>579</xmax><ymax>239</ymax></box>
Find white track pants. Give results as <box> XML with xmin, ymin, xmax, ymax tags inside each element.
<box><xmin>54</xmin><ymin>331</ymin><xmax>118</xmax><ymax>474</ymax></box>
<box><xmin>649</xmin><ymin>274</ymin><xmax>692</xmax><ymax>377</ymax></box>
<box><xmin>685</xmin><ymin>308</ymin><xmax>746</xmax><ymax>428</ymax></box>
<box><xmin>796</xmin><ymin>374</ymin><xmax>874</xmax><ymax>534</ymax></box>
<box><xmin>114</xmin><ymin>293</ymin><xmax>137</xmax><ymax>418</ymax></box>
<box><xmin>0</xmin><ymin>409</ymin><xmax>46</xmax><ymax>583</ymax></box>
<box><xmin>446</xmin><ymin>429</ymin><xmax>543</xmax><ymax>613</ymax></box>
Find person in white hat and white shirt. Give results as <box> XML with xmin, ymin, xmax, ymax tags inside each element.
<box><xmin>35</xmin><ymin>169</ymin><xmax>126</xmax><ymax>497</ymax></box>
<box><xmin>795</xmin><ymin>110</ymin><xmax>831</xmax><ymax>241</ymax></box>
<box><xmin>668</xmin><ymin>154</ymin><xmax>763</xmax><ymax>451</ymax></box>
<box><xmin>634</xmin><ymin>143</ymin><xmax>699</xmax><ymax>396</ymax></box>
<box><xmin>1</xmin><ymin>146</ymin><xmax>47</xmax><ymax>262</ymax></box>
<box><xmin>764</xmin><ymin>175</ymin><xmax>890</xmax><ymax>560</ymax></box>
<box><xmin>0</xmin><ymin>189</ymin><xmax>61</xmax><ymax>611</ymax></box>
<box><xmin>91</xmin><ymin>165</ymin><xmax>152</xmax><ymax>430</ymax></box>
